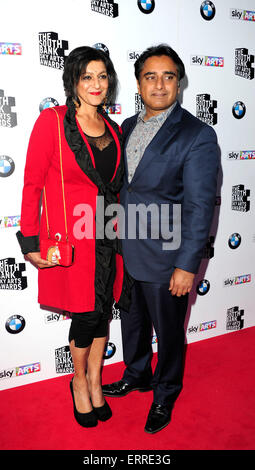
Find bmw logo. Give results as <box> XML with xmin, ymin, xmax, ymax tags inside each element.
<box><xmin>0</xmin><ymin>155</ymin><xmax>15</xmax><ymax>178</ymax></box>
<box><xmin>5</xmin><ymin>315</ymin><xmax>26</xmax><ymax>334</ymax></box>
<box><xmin>232</xmin><ymin>101</ymin><xmax>246</xmax><ymax>119</ymax></box>
<box><xmin>103</xmin><ymin>341</ymin><xmax>116</xmax><ymax>359</ymax></box>
<box><xmin>200</xmin><ymin>1</ymin><xmax>216</xmax><ymax>21</ymax></box>
<box><xmin>93</xmin><ymin>43</ymin><xmax>109</xmax><ymax>56</ymax></box>
<box><xmin>39</xmin><ymin>97</ymin><xmax>59</xmax><ymax>113</ymax></box>
<box><xmin>228</xmin><ymin>233</ymin><xmax>241</xmax><ymax>249</ymax></box>
<box><xmin>196</xmin><ymin>279</ymin><xmax>210</xmax><ymax>296</ymax></box>
<box><xmin>137</xmin><ymin>0</ymin><xmax>155</xmax><ymax>14</ymax></box>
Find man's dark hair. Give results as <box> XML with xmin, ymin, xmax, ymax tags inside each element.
<box><xmin>134</xmin><ymin>44</ymin><xmax>185</xmax><ymax>83</ymax></box>
<box><xmin>63</xmin><ymin>46</ymin><xmax>118</xmax><ymax>106</ymax></box>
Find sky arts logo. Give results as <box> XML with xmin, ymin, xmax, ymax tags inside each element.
<box><xmin>200</xmin><ymin>1</ymin><xmax>216</xmax><ymax>20</ymax></box>
<box><xmin>224</xmin><ymin>273</ymin><xmax>251</xmax><ymax>287</ymax></box>
<box><xmin>0</xmin><ymin>43</ymin><xmax>22</xmax><ymax>55</ymax></box>
<box><xmin>0</xmin><ymin>363</ymin><xmax>40</xmax><ymax>380</ymax></box>
<box><xmin>227</xmin><ymin>150</ymin><xmax>255</xmax><ymax>160</ymax></box>
<box><xmin>127</xmin><ymin>50</ymin><xmax>142</xmax><ymax>62</ymax></box>
<box><xmin>188</xmin><ymin>320</ymin><xmax>216</xmax><ymax>334</ymax></box>
<box><xmin>104</xmin><ymin>104</ymin><xmax>121</xmax><ymax>114</ymax></box>
<box><xmin>230</xmin><ymin>8</ymin><xmax>255</xmax><ymax>21</ymax></box>
<box><xmin>191</xmin><ymin>55</ymin><xmax>224</xmax><ymax>67</ymax></box>
<box><xmin>44</xmin><ymin>312</ymin><xmax>70</xmax><ymax>323</ymax></box>
<box><xmin>137</xmin><ymin>0</ymin><xmax>155</xmax><ymax>14</ymax></box>
<box><xmin>0</xmin><ymin>215</ymin><xmax>20</xmax><ymax>229</ymax></box>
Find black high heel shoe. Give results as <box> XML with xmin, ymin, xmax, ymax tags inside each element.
<box><xmin>70</xmin><ymin>379</ymin><xmax>98</xmax><ymax>427</ymax></box>
<box><xmin>92</xmin><ymin>399</ymin><xmax>112</xmax><ymax>421</ymax></box>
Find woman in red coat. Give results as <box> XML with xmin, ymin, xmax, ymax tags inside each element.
<box><xmin>17</xmin><ymin>46</ymin><xmax>131</xmax><ymax>427</ymax></box>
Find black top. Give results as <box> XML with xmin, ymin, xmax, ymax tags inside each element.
<box><xmin>84</xmin><ymin>125</ymin><xmax>117</xmax><ymax>185</ymax></box>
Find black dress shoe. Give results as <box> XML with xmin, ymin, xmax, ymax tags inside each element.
<box><xmin>92</xmin><ymin>399</ymin><xmax>112</xmax><ymax>421</ymax></box>
<box><xmin>102</xmin><ymin>379</ymin><xmax>152</xmax><ymax>397</ymax></box>
<box><xmin>70</xmin><ymin>379</ymin><xmax>98</xmax><ymax>427</ymax></box>
<box><xmin>144</xmin><ymin>402</ymin><xmax>172</xmax><ymax>434</ymax></box>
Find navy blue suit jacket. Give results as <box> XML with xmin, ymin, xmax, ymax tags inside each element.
<box><xmin>120</xmin><ymin>101</ymin><xmax>219</xmax><ymax>283</ymax></box>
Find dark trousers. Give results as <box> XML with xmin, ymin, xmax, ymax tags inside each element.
<box><xmin>120</xmin><ymin>280</ymin><xmax>188</xmax><ymax>407</ymax></box>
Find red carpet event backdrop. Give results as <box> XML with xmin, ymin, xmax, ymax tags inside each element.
<box><xmin>0</xmin><ymin>0</ymin><xmax>255</xmax><ymax>390</ymax></box>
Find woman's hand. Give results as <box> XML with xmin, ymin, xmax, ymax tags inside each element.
<box><xmin>25</xmin><ymin>251</ymin><xmax>57</xmax><ymax>269</ymax></box>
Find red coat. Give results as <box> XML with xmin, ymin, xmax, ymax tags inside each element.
<box><xmin>20</xmin><ymin>105</ymin><xmax>127</xmax><ymax>312</ymax></box>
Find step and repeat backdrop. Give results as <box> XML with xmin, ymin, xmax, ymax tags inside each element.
<box><xmin>1</xmin><ymin>0</ymin><xmax>255</xmax><ymax>390</ymax></box>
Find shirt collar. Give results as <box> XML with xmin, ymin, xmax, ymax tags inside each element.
<box><xmin>137</xmin><ymin>101</ymin><xmax>177</xmax><ymax>124</ymax></box>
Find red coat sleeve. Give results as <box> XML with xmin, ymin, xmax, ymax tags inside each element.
<box><xmin>20</xmin><ymin>109</ymin><xmax>56</xmax><ymax>236</ymax></box>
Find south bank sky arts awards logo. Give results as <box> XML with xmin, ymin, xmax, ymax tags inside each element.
<box><xmin>137</xmin><ymin>0</ymin><xmax>155</xmax><ymax>14</ymax></box>
<box><xmin>200</xmin><ymin>1</ymin><xmax>216</xmax><ymax>20</ymax></box>
<box><xmin>231</xmin><ymin>184</ymin><xmax>250</xmax><ymax>212</ymax></box>
<box><xmin>235</xmin><ymin>48</ymin><xmax>254</xmax><ymax>80</ymax></box>
<box><xmin>226</xmin><ymin>306</ymin><xmax>244</xmax><ymax>331</ymax></box>
<box><xmin>39</xmin><ymin>32</ymin><xmax>69</xmax><ymax>70</ymax></box>
<box><xmin>91</xmin><ymin>0</ymin><xmax>119</xmax><ymax>17</ymax></box>
<box><xmin>196</xmin><ymin>94</ymin><xmax>217</xmax><ymax>125</ymax></box>
<box><xmin>0</xmin><ymin>90</ymin><xmax>17</xmax><ymax>127</ymax></box>
<box><xmin>0</xmin><ymin>258</ymin><xmax>27</xmax><ymax>290</ymax></box>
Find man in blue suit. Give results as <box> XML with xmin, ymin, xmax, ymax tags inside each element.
<box><xmin>103</xmin><ymin>44</ymin><xmax>219</xmax><ymax>433</ymax></box>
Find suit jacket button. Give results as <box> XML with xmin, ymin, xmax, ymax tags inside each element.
<box><xmin>128</xmin><ymin>186</ymin><xmax>132</xmax><ymax>192</ymax></box>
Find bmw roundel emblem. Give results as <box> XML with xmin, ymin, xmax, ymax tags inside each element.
<box><xmin>39</xmin><ymin>97</ymin><xmax>59</xmax><ymax>113</ymax></box>
<box><xmin>103</xmin><ymin>341</ymin><xmax>116</xmax><ymax>359</ymax></box>
<box><xmin>228</xmin><ymin>233</ymin><xmax>241</xmax><ymax>249</ymax></box>
<box><xmin>200</xmin><ymin>1</ymin><xmax>216</xmax><ymax>21</ymax></box>
<box><xmin>232</xmin><ymin>101</ymin><xmax>246</xmax><ymax>119</ymax></box>
<box><xmin>196</xmin><ymin>279</ymin><xmax>210</xmax><ymax>296</ymax></box>
<box><xmin>0</xmin><ymin>155</ymin><xmax>15</xmax><ymax>178</ymax></box>
<box><xmin>5</xmin><ymin>315</ymin><xmax>26</xmax><ymax>334</ymax></box>
<box><xmin>137</xmin><ymin>0</ymin><xmax>155</xmax><ymax>14</ymax></box>
<box><xmin>93</xmin><ymin>43</ymin><xmax>109</xmax><ymax>56</ymax></box>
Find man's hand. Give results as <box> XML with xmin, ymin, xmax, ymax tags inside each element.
<box><xmin>25</xmin><ymin>251</ymin><xmax>57</xmax><ymax>269</ymax></box>
<box><xmin>169</xmin><ymin>268</ymin><xmax>195</xmax><ymax>297</ymax></box>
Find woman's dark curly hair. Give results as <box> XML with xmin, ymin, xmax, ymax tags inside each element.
<box><xmin>62</xmin><ymin>46</ymin><xmax>118</xmax><ymax>106</ymax></box>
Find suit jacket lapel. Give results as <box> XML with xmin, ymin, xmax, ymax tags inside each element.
<box><xmin>126</xmin><ymin>102</ymin><xmax>183</xmax><ymax>185</ymax></box>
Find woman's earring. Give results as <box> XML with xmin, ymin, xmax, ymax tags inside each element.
<box><xmin>72</xmin><ymin>98</ymin><xmax>79</xmax><ymax>108</ymax></box>
<box><xmin>103</xmin><ymin>96</ymin><xmax>108</xmax><ymax>112</ymax></box>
